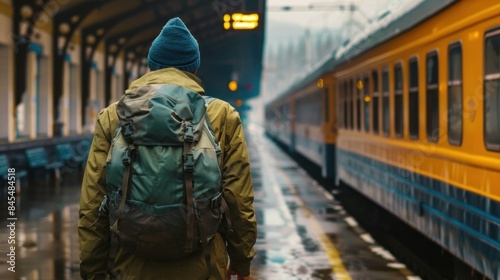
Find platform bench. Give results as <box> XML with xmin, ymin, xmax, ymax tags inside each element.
<box><xmin>25</xmin><ymin>147</ymin><xmax>63</xmax><ymax>182</ymax></box>
<box><xmin>0</xmin><ymin>154</ymin><xmax>27</xmax><ymax>194</ymax></box>
<box><xmin>56</xmin><ymin>143</ymin><xmax>85</xmax><ymax>163</ymax></box>
<box><xmin>0</xmin><ymin>154</ymin><xmax>27</xmax><ymax>179</ymax></box>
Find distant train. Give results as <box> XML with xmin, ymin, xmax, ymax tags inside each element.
<box><xmin>265</xmin><ymin>0</ymin><xmax>500</xmax><ymax>279</ymax></box>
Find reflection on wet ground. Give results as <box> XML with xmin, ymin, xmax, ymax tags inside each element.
<box><xmin>0</xmin><ymin>175</ymin><xmax>81</xmax><ymax>280</ymax></box>
<box><xmin>247</xmin><ymin>126</ymin><xmax>417</xmax><ymax>280</ymax></box>
<box><xmin>0</xmin><ymin>127</ymin><xmax>418</xmax><ymax>279</ymax></box>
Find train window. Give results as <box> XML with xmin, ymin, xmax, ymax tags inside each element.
<box><xmin>296</xmin><ymin>103</ymin><xmax>300</xmax><ymax>123</ymax></box>
<box><xmin>409</xmin><ymin>57</ymin><xmax>419</xmax><ymax>139</ymax></box>
<box><xmin>394</xmin><ymin>63</ymin><xmax>403</xmax><ymax>138</ymax></box>
<box><xmin>315</xmin><ymin>91</ymin><xmax>321</xmax><ymax>124</ymax></box>
<box><xmin>306</xmin><ymin>97</ymin><xmax>309</xmax><ymax>124</ymax></box>
<box><xmin>294</xmin><ymin>102</ymin><xmax>299</xmax><ymax>123</ymax></box>
<box><xmin>345</xmin><ymin>80</ymin><xmax>352</xmax><ymax>129</ymax></box>
<box><xmin>282</xmin><ymin>103</ymin><xmax>289</xmax><ymax>127</ymax></box>
<box><xmin>382</xmin><ymin>68</ymin><xmax>390</xmax><ymax>136</ymax></box>
<box><xmin>338</xmin><ymin>82</ymin><xmax>343</xmax><ymax>128</ymax></box>
<box><xmin>372</xmin><ymin>70</ymin><xmax>380</xmax><ymax>134</ymax></box>
<box><xmin>426</xmin><ymin>51</ymin><xmax>439</xmax><ymax>142</ymax></box>
<box><xmin>324</xmin><ymin>88</ymin><xmax>329</xmax><ymax>123</ymax></box>
<box><xmin>356</xmin><ymin>76</ymin><xmax>362</xmax><ymax>131</ymax></box>
<box><xmin>296</xmin><ymin>93</ymin><xmax>321</xmax><ymax>126</ymax></box>
<box><xmin>448</xmin><ymin>42</ymin><xmax>463</xmax><ymax>146</ymax></box>
<box><xmin>343</xmin><ymin>81</ymin><xmax>348</xmax><ymax>128</ymax></box>
<box><xmin>306</xmin><ymin>100</ymin><xmax>310</xmax><ymax>124</ymax></box>
<box><xmin>364</xmin><ymin>75</ymin><xmax>370</xmax><ymax>132</ymax></box>
<box><xmin>305</xmin><ymin>96</ymin><xmax>310</xmax><ymax>124</ymax></box>
<box><xmin>484</xmin><ymin>30</ymin><xmax>500</xmax><ymax>150</ymax></box>
<box><xmin>285</xmin><ymin>103</ymin><xmax>289</xmax><ymax>121</ymax></box>
<box><xmin>350</xmin><ymin>79</ymin><xmax>354</xmax><ymax>129</ymax></box>
<box><xmin>346</xmin><ymin>82</ymin><xmax>349</xmax><ymax>129</ymax></box>
<box><xmin>337</xmin><ymin>81</ymin><xmax>345</xmax><ymax>128</ymax></box>
<box><xmin>295</xmin><ymin>100</ymin><xmax>302</xmax><ymax>124</ymax></box>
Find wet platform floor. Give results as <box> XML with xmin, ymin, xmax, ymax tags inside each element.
<box><xmin>0</xmin><ymin>125</ymin><xmax>422</xmax><ymax>280</ymax></box>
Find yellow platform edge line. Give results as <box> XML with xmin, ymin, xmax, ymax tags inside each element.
<box><xmin>306</xmin><ymin>206</ymin><xmax>353</xmax><ymax>280</ymax></box>
<box><xmin>275</xmin><ymin>161</ymin><xmax>353</xmax><ymax>280</ymax></box>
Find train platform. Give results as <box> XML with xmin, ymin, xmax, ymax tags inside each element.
<box><xmin>1</xmin><ymin>1</ymin><xmax>498</xmax><ymax>279</ymax></box>
<box><xmin>0</xmin><ymin>126</ymin><xmax>421</xmax><ymax>280</ymax></box>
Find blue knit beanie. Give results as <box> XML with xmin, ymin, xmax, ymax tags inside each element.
<box><xmin>147</xmin><ymin>17</ymin><xmax>200</xmax><ymax>72</ymax></box>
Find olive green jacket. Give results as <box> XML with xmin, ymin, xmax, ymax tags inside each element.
<box><xmin>79</xmin><ymin>68</ymin><xmax>256</xmax><ymax>280</ymax></box>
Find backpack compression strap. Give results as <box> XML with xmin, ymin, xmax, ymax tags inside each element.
<box><xmin>108</xmin><ymin>124</ymin><xmax>136</xmax><ymax>278</ymax></box>
<box><xmin>183</xmin><ymin>122</ymin><xmax>196</xmax><ymax>255</ymax></box>
<box><xmin>182</xmin><ymin>118</ymin><xmax>213</xmax><ymax>279</ymax></box>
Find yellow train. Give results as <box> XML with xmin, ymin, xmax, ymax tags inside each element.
<box><xmin>265</xmin><ymin>0</ymin><xmax>500</xmax><ymax>279</ymax></box>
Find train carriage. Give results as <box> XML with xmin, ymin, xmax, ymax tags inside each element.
<box><xmin>266</xmin><ymin>64</ymin><xmax>337</xmax><ymax>179</ymax></box>
<box><xmin>265</xmin><ymin>0</ymin><xmax>500</xmax><ymax>279</ymax></box>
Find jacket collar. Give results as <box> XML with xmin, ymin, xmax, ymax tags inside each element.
<box><xmin>126</xmin><ymin>68</ymin><xmax>205</xmax><ymax>95</ymax></box>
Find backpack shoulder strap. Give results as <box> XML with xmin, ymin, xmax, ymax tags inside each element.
<box><xmin>202</xmin><ymin>95</ymin><xmax>217</xmax><ymax>105</ymax></box>
<box><xmin>200</xmin><ymin>95</ymin><xmax>232</xmax><ymax>238</ymax></box>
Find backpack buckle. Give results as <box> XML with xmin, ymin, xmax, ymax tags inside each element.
<box><xmin>184</xmin><ymin>153</ymin><xmax>194</xmax><ymax>172</ymax></box>
<box><xmin>211</xmin><ymin>194</ymin><xmax>222</xmax><ymax>209</ymax></box>
<box><xmin>99</xmin><ymin>196</ymin><xmax>108</xmax><ymax>212</ymax></box>
<box><xmin>184</xmin><ymin>124</ymin><xmax>194</xmax><ymax>143</ymax></box>
<box><xmin>123</xmin><ymin>122</ymin><xmax>134</xmax><ymax>143</ymax></box>
<box><xmin>122</xmin><ymin>149</ymin><xmax>131</xmax><ymax>165</ymax></box>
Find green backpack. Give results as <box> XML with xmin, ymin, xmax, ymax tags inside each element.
<box><xmin>105</xmin><ymin>84</ymin><xmax>229</xmax><ymax>267</ymax></box>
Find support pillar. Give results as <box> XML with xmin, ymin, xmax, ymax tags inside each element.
<box><xmin>38</xmin><ymin>55</ymin><xmax>52</xmax><ymax>137</ymax></box>
<box><xmin>69</xmin><ymin>64</ymin><xmax>81</xmax><ymax>134</ymax></box>
<box><xmin>0</xmin><ymin>45</ymin><xmax>15</xmax><ymax>142</ymax></box>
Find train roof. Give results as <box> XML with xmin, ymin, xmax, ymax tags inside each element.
<box><xmin>266</xmin><ymin>0</ymin><xmax>457</xmax><ymax>107</ymax></box>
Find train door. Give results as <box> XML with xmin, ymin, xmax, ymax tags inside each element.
<box><xmin>322</xmin><ymin>81</ymin><xmax>337</xmax><ymax>180</ymax></box>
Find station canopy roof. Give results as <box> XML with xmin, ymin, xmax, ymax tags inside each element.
<box><xmin>21</xmin><ymin>0</ymin><xmax>266</xmax><ymax>102</ymax></box>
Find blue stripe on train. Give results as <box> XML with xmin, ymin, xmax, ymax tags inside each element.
<box><xmin>337</xmin><ymin>148</ymin><xmax>499</xmax><ymax>280</ymax></box>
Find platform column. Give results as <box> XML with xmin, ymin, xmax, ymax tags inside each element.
<box><xmin>23</xmin><ymin>51</ymin><xmax>37</xmax><ymax>139</ymax></box>
<box><xmin>115</xmin><ymin>73</ymin><xmax>124</xmax><ymax>103</ymax></box>
<box><xmin>38</xmin><ymin>55</ymin><xmax>52</xmax><ymax>138</ymax></box>
<box><xmin>0</xmin><ymin>45</ymin><xmax>15</xmax><ymax>142</ymax></box>
<box><xmin>96</xmin><ymin>68</ymin><xmax>105</xmax><ymax>113</ymax></box>
<box><xmin>60</xmin><ymin>59</ymin><xmax>71</xmax><ymax>136</ymax></box>
<box><xmin>84</xmin><ymin>65</ymin><xmax>99</xmax><ymax>132</ymax></box>
<box><xmin>69</xmin><ymin>63</ymin><xmax>81</xmax><ymax>134</ymax></box>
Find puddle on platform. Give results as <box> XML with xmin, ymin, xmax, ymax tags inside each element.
<box><xmin>0</xmin><ymin>175</ymin><xmax>83</xmax><ymax>280</ymax></box>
